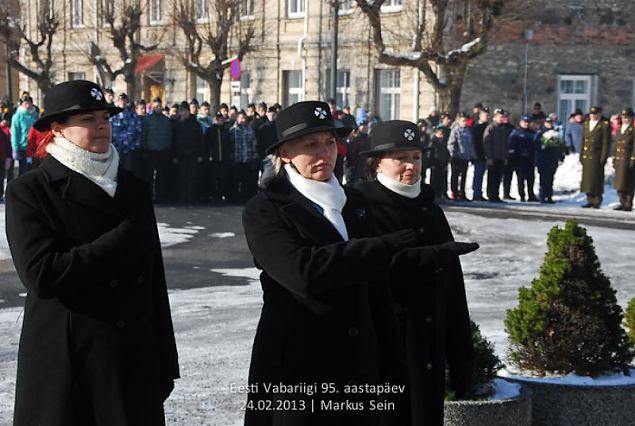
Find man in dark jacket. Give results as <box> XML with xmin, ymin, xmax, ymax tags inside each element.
<box><xmin>110</xmin><ymin>93</ymin><xmax>143</xmax><ymax>176</ymax></box>
<box><xmin>230</xmin><ymin>110</ymin><xmax>259</xmax><ymax>201</ymax></box>
<box><xmin>172</xmin><ymin>102</ymin><xmax>203</xmax><ymax>204</ymax></box>
<box><xmin>471</xmin><ymin>107</ymin><xmax>490</xmax><ymax>201</ymax></box>
<box><xmin>429</xmin><ymin>124</ymin><xmax>451</xmax><ymax>201</ymax></box>
<box><xmin>508</xmin><ymin>115</ymin><xmax>537</xmax><ymax>202</ymax></box>
<box><xmin>142</xmin><ymin>98</ymin><xmax>173</xmax><ymax>202</ymax></box>
<box><xmin>483</xmin><ymin>109</ymin><xmax>513</xmax><ymax>202</ymax></box>
<box><xmin>204</xmin><ymin>119</ymin><xmax>232</xmax><ymax>201</ymax></box>
<box><xmin>580</xmin><ymin>106</ymin><xmax>610</xmax><ymax>208</ymax></box>
<box><xmin>534</xmin><ymin>117</ymin><xmax>565</xmax><ymax>203</ymax></box>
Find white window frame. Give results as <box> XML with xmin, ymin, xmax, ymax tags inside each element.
<box><xmin>326</xmin><ymin>69</ymin><xmax>351</xmax><ymax>109</ymax></box>
<box><xmin>381</xmin><ymin>0</ymin><xmax>403</xmax><ymax>13</ymax></box>
<box><xmin>195</xmin><ymin>76</ymin><xmax>209</xmax><ymax>103</ymax></box>
<box><xmin>194</xmin><ymin>0</ymin><xmax>209</xmax><ymax>23</ymax></box>
<box><xmin>557</xmin><ymin>74</ymin><xmax>593</xmax><ymax>121</ymax></box>
<box><xmin>284</xmin><ymin>70</ymin><xmax>304</xmax><ymax>106</ymax></box>
<box><xmin>71</xmin><ymin>0</ymin><xmax>84</xmax><ymax>28</ymax></box>
<box><xmin>376</xmin><ymin>68</ymin><xmax>400</xmax><ymax>120</ymax></box>
<box><xmin>240</xmin><ymin>0</ymin><xmax>255</xmax><ymax>21</ymax></box>
<box><xmin>68</xmin><ymin>71</ymin><xmax>86</xmax><ymax>81</ymax></box>
<box><xmin>149</xmin><ymin>0</ymin><xmax>163</xmax><ymax>25</ymax></box>
<box><xmin>100</xmin><ymin>0</ymin><xmax>114</xmax><ymax>27</ymax></box>
<box><xmin>288</xmin><ymin>0</ymin><xmax>306</xmax><ymax>19</ymax></box>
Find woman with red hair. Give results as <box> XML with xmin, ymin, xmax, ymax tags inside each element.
<box><xmin>5</xmin><ymin>80</ymin><xmax>179</xmax><ymax>425</ymax></box>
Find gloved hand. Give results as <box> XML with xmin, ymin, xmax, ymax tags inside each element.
<box><xmin>397</xmin><ymin>241</ymin><xmax>480</xmax><ymax>270</ymax></box>
<box><xmin>379</xmin><ymin>229</ymin><xmax>419</xmax><ymax>254</ymax></box>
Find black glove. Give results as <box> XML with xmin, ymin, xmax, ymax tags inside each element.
<box><xmin>400</xmin><ymin>241</ymin><xmax>480</xmax><ymax>269</ymax></box>
<box><xmin>379</xmin><ymin>229</ymin><xmax>419</xmax><ymax>254</ymax></box>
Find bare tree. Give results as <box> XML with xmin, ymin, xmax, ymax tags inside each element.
<box><xmin>88</xmin><ymin>1</ymin><xmax>160</xmax><ymax>98</ymax></box>
<box><xmin>172</xmin><ymin>0</ymin><xmax>255</xmax><ymax>109</ymax></box>
<box><xmin>355</xmin><ymin>0</ymin><xmax>522</xmax><ymax>112</ymax></box>
<box><xmin>0</xmin><ymin>1</ymin><xmax>59</xmax><ymax>94</ymax></box>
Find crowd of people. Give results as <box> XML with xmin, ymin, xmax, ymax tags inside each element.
<box><xmin>1</xmin><ymin>91</ymin><xmax>634</xmax><ymax>211</ymax></box>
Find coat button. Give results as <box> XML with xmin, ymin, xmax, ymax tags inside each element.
<box><xmin>435</xmin><ymin>267</ymin><xmax>444</xmax><ymax>274</ymax></box>
<box><xmin>116</xmin><ymin>320</ymin><xmax>126</xmax><ymax>329</ymax></box>
<box><xmin>136</xmin><ymin>275</ymin><xmax>145</xmax><ymax>285</ymax></box>
<box><xmin>348</xmin><ymin>327</ymin><xmax>359</xmax><ymax>337</ymax></box>
<box><xmin>418</xmin><ymin>227</ymin><xmax>426</xmax><ymax>234</ymax></box>
<box><xmin>109</xmin><ymin>279</ymin><xmax>119</xmax><ymax>289</ymax></box>
<box><xmin>420</xmin><ymin>207</ymin><xmax>427</xmax><ymax>213</ymax></box>
<box><xmin>426</xmin><ymin>362</ymin><xmax>433</xmax><ymax>370</ymax></box>
<box><xmin>425</xmin><ymin>316</ymin><xmax>433</xmax><ymax>324</ymax></box>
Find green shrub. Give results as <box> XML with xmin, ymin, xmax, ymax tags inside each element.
<box><xmin>504</xmin><ymin>219</ymin><xmax>633</xmax><ymax>376</ymax></box>
<box><xmin>626</xmin><ymin>297</ymin><xmax>635</xmax><ymax>346</ymax></box>
<box><xmin>446</xmin><ymin>320</ymin><xmax>503</xmax><ymax>400</ymax></box>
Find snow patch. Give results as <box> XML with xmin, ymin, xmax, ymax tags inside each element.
<box><xmin>499</xmin><ymin>368</ymin><xmax>635</xmax><ymax>386</ymax></box>
<box><xmin>490</xmin><ymin>378</ymin><xmax>521</xmax><ymax>400</ymax></box>
<box><xmin>209</xmin><ymin>232</ymin><xmax>236</xmax><ymax>239</ymax></box>
<box><xmin>157</xmin><ymin>222</ymin><xmax>199</xmax><ymax>248</ymax></box>
<box><xmin>211</xmin><ymin>268</ymin><xmax>260</xmax><ymax>283</ymax></box>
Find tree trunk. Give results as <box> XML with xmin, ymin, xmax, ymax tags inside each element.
<box><xmin>207</xmin><ymin>73</ymin><xmax>223</xmax><ymax>112</ymax></box>
<box><xmin>436</xmin><ymin>62</ymin><xmax>468</xmax><ymax>114</ymax></box>
<box><xmin>125</xmin><ymin>71</ymin><xmax>138</xmax><ymax>101</ymax></box>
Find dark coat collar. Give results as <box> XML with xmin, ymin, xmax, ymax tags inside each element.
<box><xmin>39</xmin><ymin>155</ymin><xmax>147</xmax><ymax>216</ymax></box>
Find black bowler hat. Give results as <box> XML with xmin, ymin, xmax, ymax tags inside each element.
<box><xmin>621</xmin><ymin>107</ymin><xmax>634</xmax><ymax>117</ymax></box>
<box><xmin>360</xmin><ymin>120</ymin><xmax>422</xmax><ymax>157</ymax></box>
<box><xmin>267</xmin><ymin>101</ymin><xmax>353</xmax><ymax>154</ymax></box>
<box><xmin>33</xmin><ymin>80</ymin><xmax>122</xmax><ymax>131</ymax></box>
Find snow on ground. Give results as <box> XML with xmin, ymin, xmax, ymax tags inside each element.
<box><xmin>0</xmin><ymin>208</ymin><xmax>9</xmax><ymax>261</ymax></box>
<box><xmin>209</xmin><ymin>233</ymin><xmax>236</xmax><ymax>239</ymax></box>
<box><xmin>448</xmin><ymin>211</ymin><xmax>635</xmax><ymax>358</ymax></box>
<box><xmin>157</xmin><ymin>223</ymin><xmax>202</xmax><ymax>248</ymax></box>
<box><xmin>489</xmin><ymin>379</ymin><xmax>521</xmax><ymax>401</ymax></box>
<box><xmin>499</xmin><ymin>368</ymin><xmax>635</xmax><ymax>386</ymax></box>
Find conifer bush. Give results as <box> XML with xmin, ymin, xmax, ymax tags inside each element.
<box><xmin>504</xmin><ymin>219</ymin><xmax>633</xmax><ymax>376</ymax></box>
<box><xmin>626</xmin><ymin>297</ymin><xmax>635</xmax><ymax>345</ymax></box>
<box><xmin>446</xmin><ymin>320</ymin><xmax>502</xmax><ymax>400</ymax></box>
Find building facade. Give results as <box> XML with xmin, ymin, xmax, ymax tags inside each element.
<box><xmin>16</xmin><ymin>0</ymin><xmax>635</xmax><ymax>121</ymax></box>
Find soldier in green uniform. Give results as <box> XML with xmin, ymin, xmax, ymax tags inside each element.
<box><xmin>612</xmin><ymin>107</ymin><xmax>635</xmax><ymax>211</ymax></box>
<box><xmin>580</xmin><ymin>106</ymin><xmax>611</xmax><ymax>208</ymax></box>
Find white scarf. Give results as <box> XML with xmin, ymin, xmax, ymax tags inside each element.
<box><xmin>284</xmin><ymin>164</ymin><xmax>349</xmax><ymax>241</ymax></box>
<box><xmin>377</xmin><ymin>172</ymin><xmax>422</xmax><ymax>199</ymax></box>
<box><xmin>46</xmin><ymin>137</ymin><xmax>119</xmax><ymax>197</ymax></box>
<box><xmin>589</xmin><ymin>120</ymin><xmax>599</xmax><ymax>132</ymax></box>
<box><xmin>621</xmin><ymin>124</ymin><xmax>631</xmax><ymax>134</ymax></box>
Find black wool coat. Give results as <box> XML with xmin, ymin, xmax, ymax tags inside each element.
<box><xmin>355</xmin><ymin>179</ymin><xmax>474</xmax><ymax>426</ymax></box>
<box><xmin>5</xmin><ymin>156</ymin><xmax>179</xmax><ymax>426</ymax></box>
<box><xmin>242</xmin><ymin>175</ymin><xmax>408</xmax><ymax>426</ymax></box>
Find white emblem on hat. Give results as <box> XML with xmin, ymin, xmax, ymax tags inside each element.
<box><xmin>404</xmin><ymin>128</ymin><xmax>415</xmax><ymax>141</ymax></box>
<box><xmin>90</xmin><ymin>88</ymin><xmax>103</xmax><ymax>101</ymax></box>
<box><xmin>314</xmin><ymin>107</ymin><xmax>327</xmax><ymax>120</ymax></box>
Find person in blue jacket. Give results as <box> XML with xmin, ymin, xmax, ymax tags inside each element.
<box><xmin>534</xmin><ymin>117</ymin><xmax>565</xmax><ymax>203</ymax></box>
<box><xmin>507</xmin><ymin>115</ymin><xmax>538</xmax><ymax>201</ymax></box>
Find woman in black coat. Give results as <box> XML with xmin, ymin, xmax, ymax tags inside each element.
<box><xmin>5</xmin><ymin>80</ymin><xmax>179</xmax><ymax>425</ymax></box>
<box><xmin>242</xmin><ymin>102</ymin><xmax>436</xmax><ymax>426</ymax></box>
<box><xmin>355</xmin><ymin>120</ymin><xmax>478</xmax><ymax>426</ymax></box>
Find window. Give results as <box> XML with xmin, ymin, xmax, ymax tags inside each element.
<box><xmin>196</xmin><ymin>76</ymin><xmax>209</xmax><ymax>103</ymax></box>
<box><xmin>149</xmin><ymin>0</ymin><xmax>162</xmax><ymax>24</ymax></box>
<box><xmin>284</xmin><ymin>70</ymin><xmax>304</xmax><ymax>106</ymax></box>
<box><xmin>557</xmin><ymin>75</ymin><xmax>592</xmax><ymax>120</ymax></box>
<box><xmin>195</xmin><ymin>0</ymin><xmax>209</xmax><ymax>23</ymax></box>
<box><xmin>381</xmin><ymin>0</ymin><xmax>403</xmax><ymax>13</ymax></box>
<box><xmin>68</xmin><ymin>72</ymin><xmax>86</xmax><ymax>81</ymax></box>
<box><xmin>240</xmin><ymin>71</ymin><xmax>251</xmax><ymax>108</ymax></box>
<box><xmin>99</xmin><ymin>0</ymin><xmax>114</xmax><ymax>27</ymax></box>
<box><xmin>325</xmin><ymin>70</ymin><xmax>351</xmax><ymax>109</ymax></box>
<box><xmin>339</xmin><ymin>0</ymin><xmax>353</xmax><ymax>15</ymax></box>
<box><xmin>376</xmin><ymin>69</ymin><xmax>400</xmax><ymax>120</ymax></box>
<box><xmin>40</xmin><ymin>0</ymin><xmax>54</xmax><ymax>19</ymax></box>
<box><xmin>240</xmin><ymin>0</ymin><xmax>255</xmax><ymax>20</ymax></box>
<box><xmin>71</xmin><ymin>0</ymin><xmax>84</xmax><ymax>27</ymax></box>
<box><xmin>288</xmin><ymin>0</ymin><xmax>306</xmax><ymax>18</ymax></box>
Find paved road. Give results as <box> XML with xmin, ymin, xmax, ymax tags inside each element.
<box><xmin>2</xmin><ymin>201</ymin><xmax>633</xmax><ymax>309</ymax></box>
